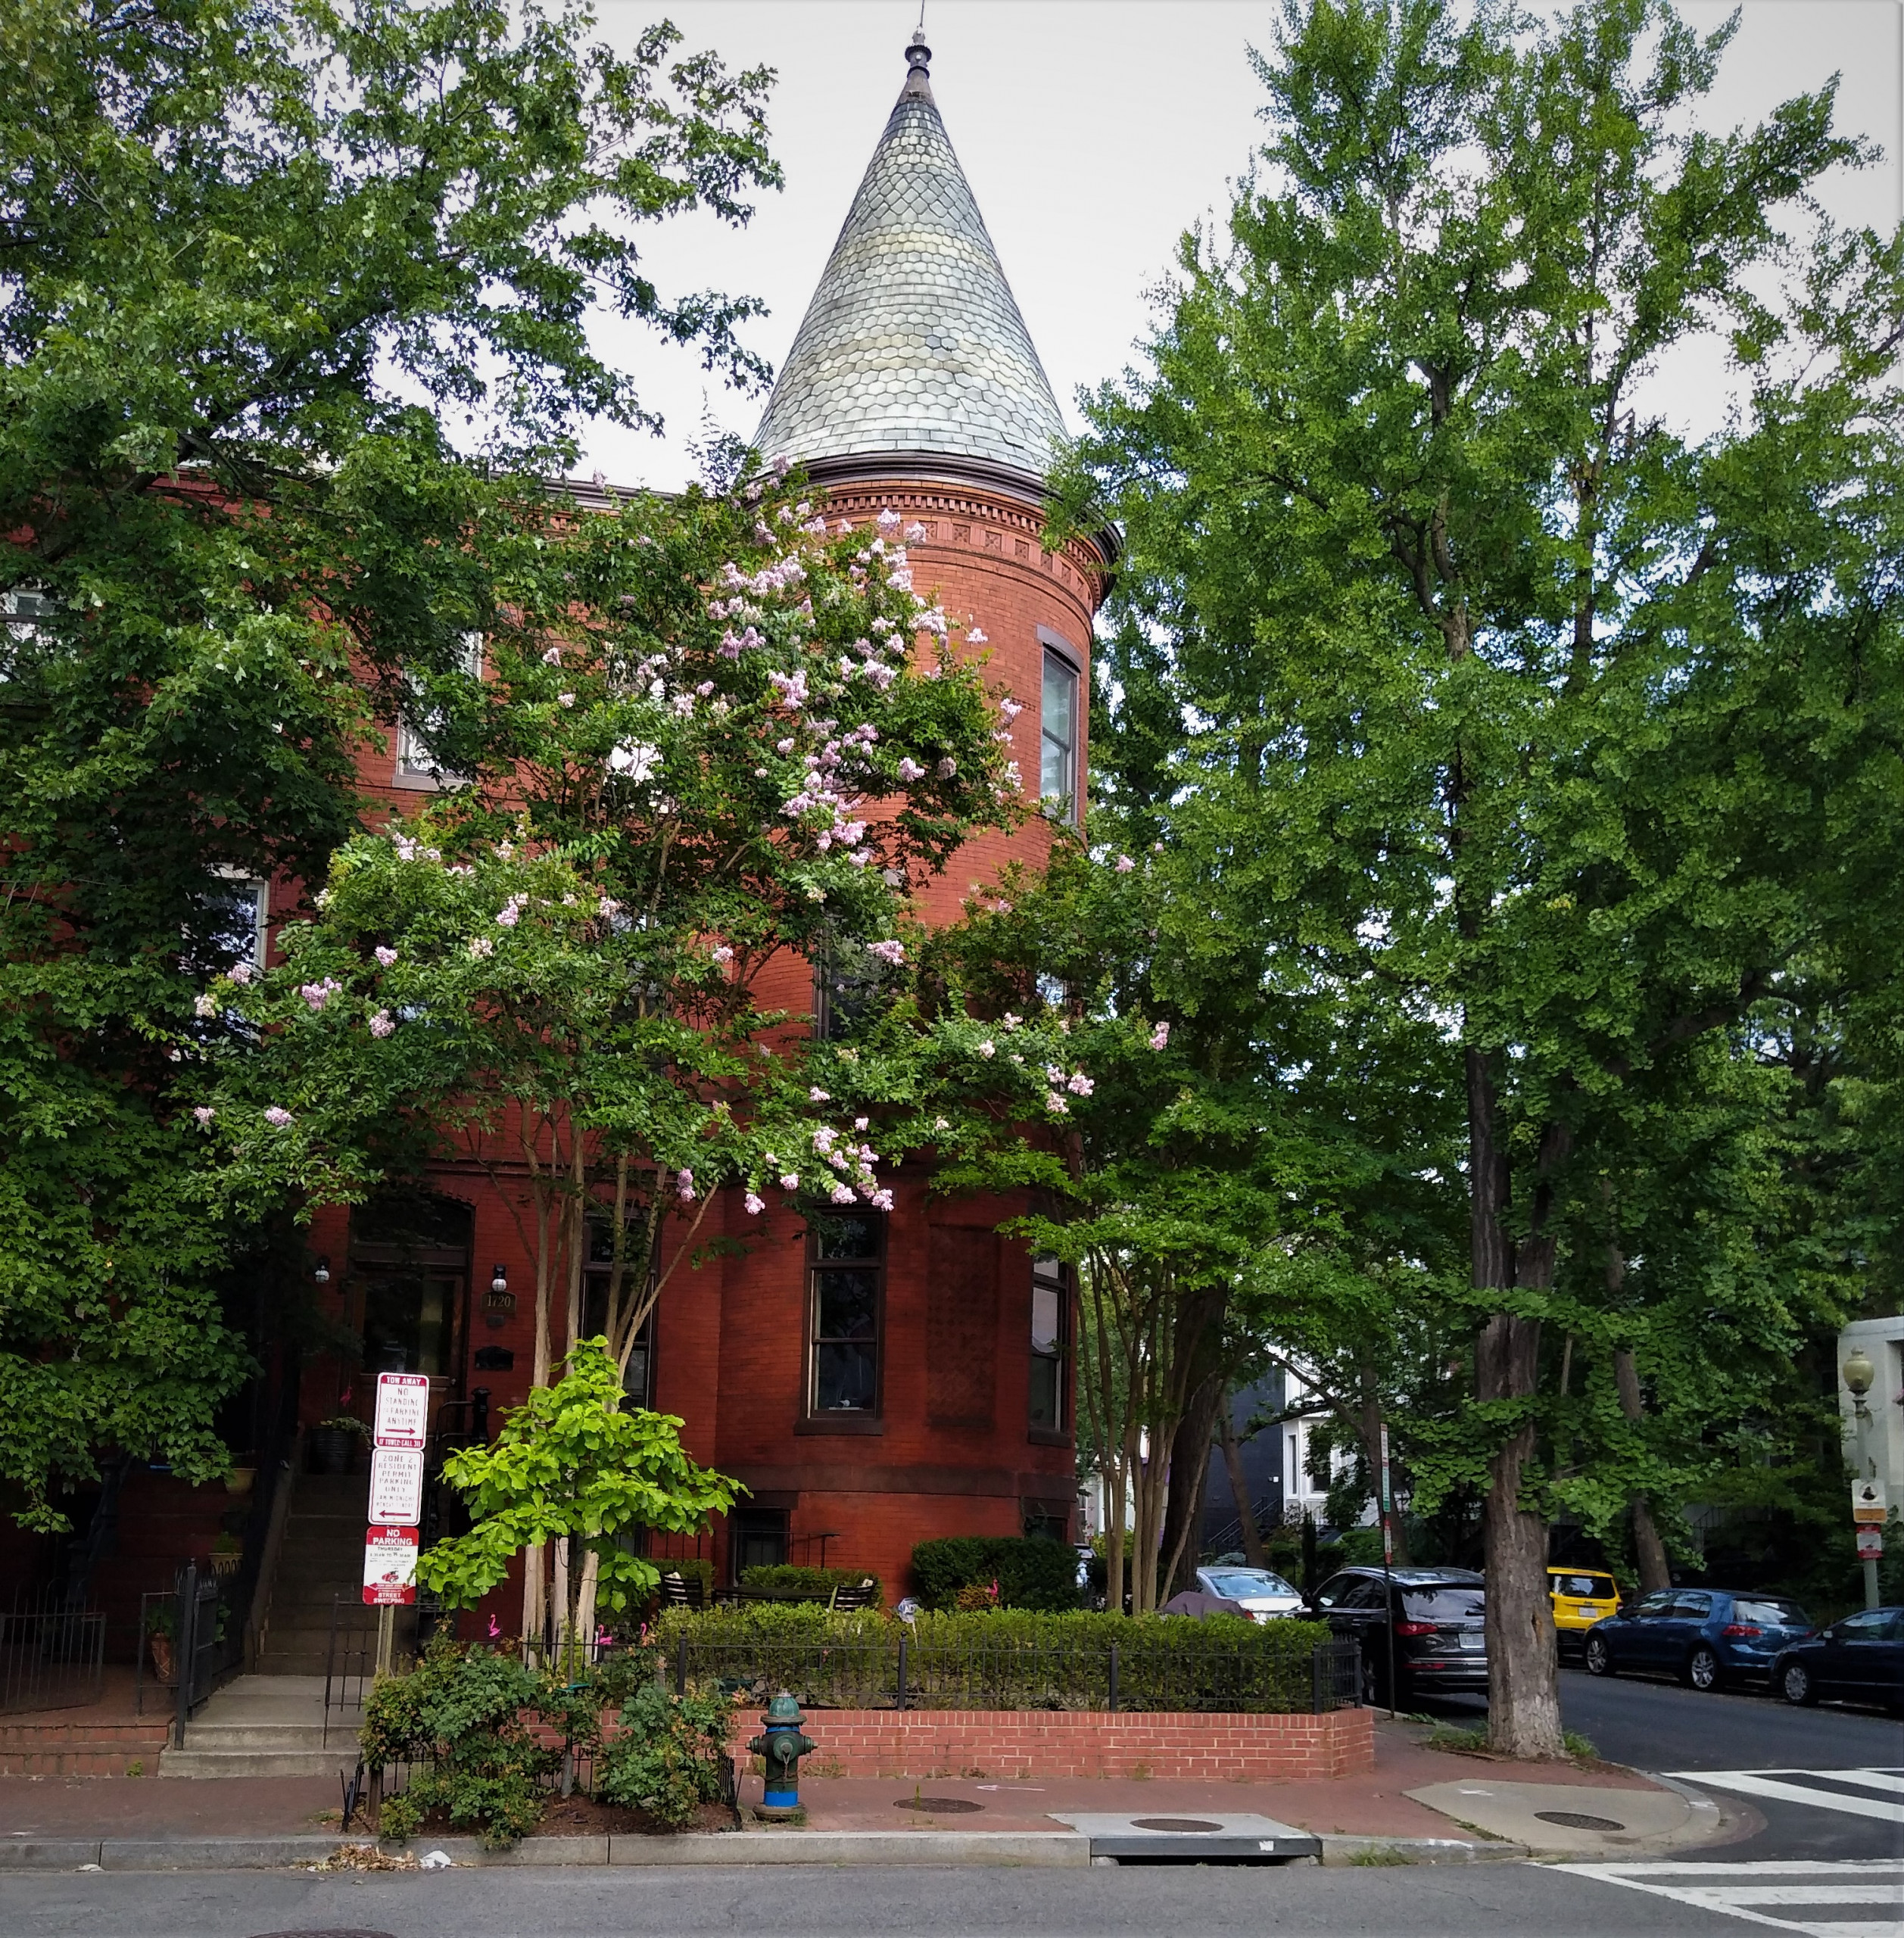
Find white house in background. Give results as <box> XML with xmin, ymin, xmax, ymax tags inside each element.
<box><xmin>1276</xmin><ymin>1365</ymin><xmax>1366</xmax><ymax>1529</ymax></box>
<box><xmin>1838</xmin><ymin>1315</ymin><xmax>1904</xmax><ymax>1501</ymax></box>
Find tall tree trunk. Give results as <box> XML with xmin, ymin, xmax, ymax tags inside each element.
<box><xmin>1158</xmin><ymin>1369</ymin><xmax>1224</xmax><ymax>1600</ymax></box>
<box><xmin>1469</xmin><ymin>1048</ymin><xmax>1565</xmax><ymax>1759</ymax></box>
<box><xmin>1218</xmin><ymin>1401</ymin><xmax>1268</xmax><ymax>1567</ymax></box>
<box><xmin>1613</xmin><ymin>1348</ymin><xmax>1672</xmax><ymax>1594</ymax></box>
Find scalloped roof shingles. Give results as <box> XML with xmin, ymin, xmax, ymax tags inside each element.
<box><xmin>754</xmin><ymin>35</ymin><xmax>1064</xmax><ymax>483</ymax></box>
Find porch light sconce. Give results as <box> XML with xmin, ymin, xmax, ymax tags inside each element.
<box><xmin>485</xmin><ymin>1263</ymin><xmax>515</xmax><ymax>1330</ymax></box>
<box><xmin>1843</xmin><ymin>1344</ymin><xmax>1876</xmax><ymax>1423</ymax></box>
<box><xmin>313</xmin><ymin>1255</ymin><xmax>331</xmax><ymax>1285</ymax></box>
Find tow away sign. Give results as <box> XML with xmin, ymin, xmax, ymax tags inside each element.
<box><xmin>373</xmin><ymin>1372</ymin><xmax>429</xmax><ymax>1450</ymax></box>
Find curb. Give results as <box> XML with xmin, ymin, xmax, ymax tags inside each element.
<box><xmin>0</xmin><ymin>1831</ymin><xmax>1093</xmax><ymax>1871</ymax></box>
<box><xmin>1320</xmin><ymin>1836</ymin><xmax>1529</xmax><ymax>1866</ymax></box>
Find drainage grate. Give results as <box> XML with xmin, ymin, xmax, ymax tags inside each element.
<box><xmin>1534</xmin><ymin>1810</ymin><xmax>1626</xmax><ymax>1832</ymax></box>
<box><xmin>1130</xmin><ymin>1817</ymin><xmax>1226</xmax><ymax>1833</ymax></box>
<box><xmin>894</xmin><ymin>1796</ymin><xmax>983</xmax><ymax>1813</ymax></box>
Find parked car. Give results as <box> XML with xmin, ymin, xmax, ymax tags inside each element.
<box><xmin>1309</xmin><ymin>1566</ymin><xmax>1487</xmax><ymax>1706</ymax></box>
<box><xmin>1193</xmin><ymin>1566</ymin><xmax>1306</xmax><ymax>1623</ymax></box>
<box><xmin>1582</xmin><ymin>1587</ymin><xmax>1814</xmax><ymax>1690</ymax></box>
<box><xmin>1548</xmin><ymin>1568</ymin><xmax>1622</xmax><ymax>1656</ymax></box>
<box><xmin>1771</xmin><ymin>1606</ymin><xmax>1903</xmax><ymax>1712</ymax></box>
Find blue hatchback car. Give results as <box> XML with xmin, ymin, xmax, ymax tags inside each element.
<box><xmin>1582</xmin><ymin>1587</ymin><xmax>1813</xmax><ymax>1691</ymax></box>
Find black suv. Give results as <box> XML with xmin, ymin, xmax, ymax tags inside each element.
<box><xmin>1310</xmin><ymin>1566</ymin><xmax>1488</xmax><ymax>1706</ymax></box>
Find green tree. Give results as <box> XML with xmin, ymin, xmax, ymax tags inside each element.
<box><xmin>0</xmin><ymin>0</ymin><xmax>781</xmax><ymax>1525</ymax></box>
<box><xmin>1055</xmin><ymin>0</ymin><xmax>1904</xmax><ymax>1753</ymax></box>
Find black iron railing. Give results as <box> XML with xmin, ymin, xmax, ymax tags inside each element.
<box><xmin>0</xmin><ymin>1586</ymin><xmax>106</xmax><ymax>1715</ymax></box>
<box><xmin>323</xmin><ymin>1595</ymin><xmax>382</xmax><ymax>1745</ymax></box>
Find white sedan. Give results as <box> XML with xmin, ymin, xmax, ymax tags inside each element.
<box><xmin>1195</xmin><ymin>1566</ymin><xmax>1306</xmax><ymax>1622</ymax></box>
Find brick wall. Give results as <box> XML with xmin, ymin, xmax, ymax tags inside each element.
<box><xmin>726</xmin><ymin>1706</ymin><xmax>1373</xmax><ymax>1782</ymax></box>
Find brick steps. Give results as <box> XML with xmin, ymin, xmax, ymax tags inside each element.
<box><xmin>0</xmin><ymin>1720</ymin><xmax>170</xmax><ymax>1776</ymax></box>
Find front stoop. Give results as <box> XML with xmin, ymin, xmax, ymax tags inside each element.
<box><xmin>158</xmin><ymin>1674</ymin><xmax>360</xmax><ymax>1780</ymax></box>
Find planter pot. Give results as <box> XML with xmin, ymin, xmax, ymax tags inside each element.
<box><xmin>311</xmin><ymin>1429</ymin><xmax>357</xmax><ymax>1475</ymax></box>
<box><xmin>210</xmin><ymin>1550</ymin><xmax>242</xmax><ymax>1578</ymax></box>
<box><xmin>224</xmin><ymin>1465</ymin><xmax>257</xmax><ymax>1499</ymax></box>
<box><xmin>148</xmin><ymin>1634</ymin><xmax>174</xmax><ymax>1684</ymax></box>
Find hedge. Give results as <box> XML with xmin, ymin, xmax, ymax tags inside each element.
<box><xmin>911</xmin><ymin>1535</ymin><xmax>1080</xmax><ymax>1611</ymax></box>
<box><xmin>739</xmin><ymin>1565</ymin><xmax>883</xmax><ymax>1605</ymax></box>
<box><xmin>650</xmin><ymin>1603</ymin><xmax>1335</xmax><ymax>1713</ymax></box>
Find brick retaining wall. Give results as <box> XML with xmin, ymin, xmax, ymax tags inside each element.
<box><xmin>728</xmin><ymin>1706</ymin><xmax>1373</xmax><ymax>1781</ymax></box>
<box><xmin>0</xmin><ymin>1719</ymin><xmax>171</xmax><ymax>1775</ymax></box>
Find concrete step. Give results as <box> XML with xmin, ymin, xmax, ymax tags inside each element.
<box><xmin>184</xmin><ymin>1724</ymin><xmax>335</xmax><ymax>1750</ymax></box>
<box><xmin>159</xmin><ymin>1747</ymin><xmax>360</xmax><ymax>1779</ymax></box>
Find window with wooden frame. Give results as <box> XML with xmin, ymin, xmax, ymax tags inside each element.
<box><xmin>1039</xmin><ymin>644</ymin><xmax>1079</xmax><ymax>824</ymax></box>
<box><xmin>1029</xmin><ymin>1255</ymin><xmax>1069</xmax><ymax>1434</ymax></box>
<box><xmin>806</xmin><ymin>1212</ymin><xmax>884</xmax><ymax>1424</ymax></box>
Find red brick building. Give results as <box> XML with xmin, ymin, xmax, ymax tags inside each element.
<box><xmin>294</xmin><ymin>29</ymin><xmax>1108</xmax><ymax>1616</ymax></box>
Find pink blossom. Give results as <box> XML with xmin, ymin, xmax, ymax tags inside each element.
<box><xmin>495</xmin><ymin>899</ymin><xmax>522</xmax><ymax>927</ymax></box>
<box><xmin>876</xmin><ymin>508</ymin><xmax>901</xmax><ymax>533</ymax></box>
<box><xmin>711</xmin><ymin>945</ymin><xmax>734</xmax><ymax>966</ymax></box>
<box><xmin>468</xmin><ymin>936</ymin><xmax>494</xmax><ymax>959</ymax></box>
<box><xmin>299</xmin><ymin>979</ymin><xmax>341</xmax><ymax>1012</ymax></box>
<box><xmin>263</xmin><ymin>1106</ymin><xmax>294</xmax><ymax>1127</ymax></box>
<box><xmin>744</xmin><ymin>1192</ymin><xmax>765</xmax><ymax>1217</ymax></box>
<box><xmin>780</xmin><ymin>1172</ymin><xmax>799</xmax><ymax>1191</ymax></box>
<box><xmin>1115</xmin><ymin>855</ymin><xmax>1134</xmax><ymax>873</ymax></box>
<box><xmin>967</xmin><ymin>627</ymin><xmax>988</xmax><ymax>645</ymax></box>
<box><xmin>999</xmin><ymin>698</ymin><xmax>1021</xmax><ymax>723</ymax></box>
<box><xmin>809</xmin><ymin>1088</ymin><xmax>830</xmax><ymax>1103</ymax></box>
<box><xmin>227</xmin><ymin>961</ymin><xmax>254</xmax><ymax>986</ymax></box>
<box><xmin>830</xmin><ymin>1182</ymin><xmax>857</xmax><ymax>1205</ymax></box>
<box><xmin>598</xmin><ymin>898</ymin><xmax>622</xmax><ymax>921</ymax></box>
<box><xmin>977</xmin><ymin>1041</ymin><xmax>996</xmax><ymax>1058</ymax></box>
<box><xmin>369</xmin><ymin>1011</ymin><xmax>395</xmax><ymax>1039</ymax></box>
<box><xmin>375</xmin><ymin>946</ymin><xmax>398</xmax><ymax>967</ymax></box>
<box><xmin>1067</xmin><ymin>1072</ymin><xmax>1094</xmax><ymax>1096</ymax></box>
<box><xmin>854</xmin><ymin>1117</ymin><xmax>870</xmax><ymax>1132</ymax></box>
<box><xmin>195</xmin><ymin>993</ymin><xmax>218</xmax><ymax>1018</ymax></box>
<box><xmin>557</xmin><ymin>692</ymin><xmax>575</xmax><ymax>709</ymax></box>
<box><xmin>835</xmin><ymin>519</ymin><xmax>854</xmax><ymax>534</ymax></box>
<box><xmin>867</xmin><ymin>939</ymin><xmax>905</xmax><ymax>967</ymax></box>
<box><xmin>896</xmin><ymin>757</ymin><xmax>924</xmax><ymax>783</ymax></box>
<box><xmin>542</xmin><ymin>646</ymin><xmax>562</xmax><ymax>666</ymax></box>
<box><xmin>1149</xmin><ymin>1021</ymin><xmax>1170</xmax><ymax>1050</ymax></box>
<box><xmin>1046</xmin><ymin>1092</ymin><xmax>1069</xmax><ymax>1114</ymax></box>
<box><xmin>695</xmin><ymin>681</ymin><xmax>715</xmax><ymax>697</ymax></box>
<box><xmin>936</xmin><ymin>758</ymin><xmax>956</xmax><ymax>780</ymax></box>
<box><xmin>676</xmin><ymin>1168</ymin><xmax>695</xmax><ymax>1202</ymax></box>
<box><xmin>193</xmin><ymin>1106</ymin><xmax>216</xmax><ymax>1129</ymax></box>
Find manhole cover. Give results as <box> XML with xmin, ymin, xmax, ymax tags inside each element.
<box><xmin>1534</xmin><ymin>1811</ymin><xmax>1626</xmax><ymax>1832</ymax></box>
<box><xmin>1130</xmin><ymin>1817</ymin><xmax>1226</xmax><ymax>1834</ymax></box>
<box><xmin>894</xmin><ymin>1796</ymin><xmax>983</xmax><ymax>1814</ymax></box>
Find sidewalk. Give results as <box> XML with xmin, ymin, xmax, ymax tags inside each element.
<box><xmin>0</xmin><ymin>1718</ymin><xmax>1750</xmax><ymax>1868</ymax></box>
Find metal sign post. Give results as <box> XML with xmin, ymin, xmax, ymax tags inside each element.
<box><xmin>1379</xmin><ymin>1422</ymin><xmax>1398</xmax><ymax>1718</ymax></box>
<box><xmin>1853</xmin><ymin>1479</ymin><xmax>1887</xmax><ymax>1610</ymax></box>
<box><xmin>364</xmin><ymin>1373</ymin><xmax>427</xmax><ymax>1675</ymax></box>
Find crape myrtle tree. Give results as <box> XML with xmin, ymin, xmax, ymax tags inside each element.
<box><xmin>201</xmin><ymin>475</ymin><xmax>1032</xmax><ymax>1640</ymax></box>
<box><xmin>0</xmin><ymin>0</ymin><xmax>782</xmax><ymax>1526</ymax></box>
<box><xmin>1052</xmin><ymin>0</ymin><xmax>1904</xmax><ymax>1754</ymax></box>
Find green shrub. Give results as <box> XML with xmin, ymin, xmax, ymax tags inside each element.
<box><xmin>359</xmin><ymin>1636</ymin><xmax>554</xmax><ymax>1848</ymax></box>
<box><xmin>911</xmin><ymin>1535</ymin><xmax>1080</xmax><ymax>1611</ymax></box>
<box><xmin>739</xmin><ymin>1565</ymin><xmax>882</xmax><ymax>1604</ymax></box>
<box><xmin>595</xmin><ymin>1682</ymin><xmax>734</xmax><ymax>1827</ymax></box>
<box><xmin>653</xmin><ymin>1603</ymin><xmax>1331</xmax><ymax>1713</ymax></box>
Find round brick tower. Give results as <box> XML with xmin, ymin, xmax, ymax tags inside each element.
<box><xmin>652</xmin><ymin>30</ymin><xmax>1109</xmax><ymax>1597</ymax></box>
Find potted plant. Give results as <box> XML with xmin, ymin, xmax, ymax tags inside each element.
<box><xmin>144</xmin><ymin>1600</ymin><xmax>176</xmax><ymax>1684</ymax></box>
<box><xmin>311</xmin><ymin>1415</ymin><xmax>370</xmax><ymax>1475</ymax></box>
<box><xmin>210</xmin><ymin>1531</ymin><xmax>244</xmax><ymax>1578</ymax></box>
<box><xmin>223</xmin><ymin>1462</ymin><xmax>257</xmax><ymax>1499</ymax></box>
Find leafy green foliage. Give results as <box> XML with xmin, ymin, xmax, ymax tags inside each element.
<box><xmin>360</xmin><ymin>1637</ymin><xmax>553</xmax><ymax>1847</ymax></box>
<box><xmin>910</xmin><ymin>1536</ymin><xmax>1081</xmax><ymax>1612</ymax></box>
<box><xmin>1049</xmin><ymin>0</ymin><xmax>1904</xmax><ymax>1753</ymax></box>
<box><xmin>738</xmin><ymin>1566</ymin><xmax>882</xmax><ymax>1604</ymax></box>
<box><xmin>416</xmin><ymin>1338</ymin><xmax>737</xmax><ymax>1618</ymax></box>
<box><xmin>0</xmin><ymin>0</ymin><xmax>786</xmax><ymax>1526</ymax></box>
<box><xmin>594</xmin><ymin>1681</ymin><xmax>734</xmax><ymax>1827</ymax></box>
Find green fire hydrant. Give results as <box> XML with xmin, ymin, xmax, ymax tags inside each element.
<box><xmin>748</xmin><ymin>1690</ymin><xmax>816</xmax><ymax>1815</ymax></box>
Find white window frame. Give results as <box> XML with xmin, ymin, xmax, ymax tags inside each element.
<box><xmin>1037</xmin><ymin>630</ymin><xmax>1082</xmax><ymax>825</ymax></box>
<box><xmin>396</xmin><ymin>631</ymin><xmax>484</xmax><ymax>789</ymax></box>
<box><xmin>205</xmin><ymin>865</ymin><xmax>269</xmax><ymax>970</ymax></box>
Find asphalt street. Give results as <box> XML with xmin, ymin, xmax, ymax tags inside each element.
<box><xmin>2</xmin><ymin>1856</ymin><xmax>1898</xmax><ymax>1938</ymax></box>
<box><xmin>1425</xmin><ymin>1661</ymin><xmax>1904</xmax><ymax>1864</ymax></box>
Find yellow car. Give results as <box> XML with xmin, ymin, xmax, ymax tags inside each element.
<box><xmin>1550</xmin><ymin>1569</ymin><xmax>1622</xmax><ymax>1652</ymax></box>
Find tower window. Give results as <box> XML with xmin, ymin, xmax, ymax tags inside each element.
<box><xmin>808</xmin><ymin>1213</ymin><xmax>884</xmax><ymax>1418</ymax></box>
<box><xmin>1029</xmin><ymin>1255</ymin><xmax>1069</xmax><ymax>1433</ymax></box>
<box><xmin>1040</xmin><ymin>649</ymin><xmax>1079</xmax><ymax>824</ymax></box>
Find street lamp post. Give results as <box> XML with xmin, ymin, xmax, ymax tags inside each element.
<box><xmin>1842</xmin><ymin>1347</ymin><xmax>1880</xmax><ymax>1612</ymax></box>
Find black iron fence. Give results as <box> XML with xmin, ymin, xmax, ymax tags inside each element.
<box><xmin>323</xmin><ymin>1596</ymin><xmax>382</xmax><ymax>1746</ymax></box>
<box><xmin>659</xmin><ymin>1632</ymin><xmax>1363</xmax><ymax>1715</ymax></box>
<box><xmin>0</xmin><ymin>1587</ymin><xmax>106</xmax><ymax>1715</ymax></box>
<box><xmin>131</xmin><ymin>1563</ymin><xmax>246</xmax><ymax>1731</ymax></box>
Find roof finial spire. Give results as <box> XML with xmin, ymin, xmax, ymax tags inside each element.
<box><xmin>903</xmin><ymin>14</ymin><xmax>932</xmax><ymax>101</ymax></box>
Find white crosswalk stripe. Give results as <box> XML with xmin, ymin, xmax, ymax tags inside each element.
<box><xmin>1663</xmin><ymin>1768</ymin><xmax>1904</xmax><ymax>1826</ymax></box>
<box><xmin>1558</xmin><ymin>1859</ymin><xmax>1904</xmax><ymax>1936</ymax></box>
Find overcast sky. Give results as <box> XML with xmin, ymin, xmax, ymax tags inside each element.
<box><xmin>581</xmin><ymin>0</ymin><xmax>1904</xmax><ymax>492</ymax></box>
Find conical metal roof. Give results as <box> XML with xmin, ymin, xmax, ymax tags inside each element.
<box><xmin>754</xmin><ymin>32</ymin><xmax>1064</xmax><ymax>488</ymax></box>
